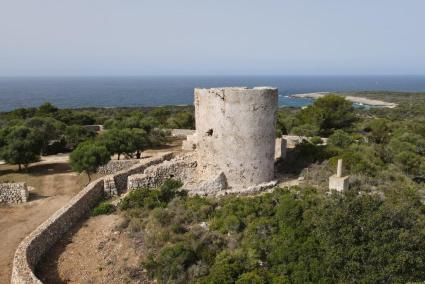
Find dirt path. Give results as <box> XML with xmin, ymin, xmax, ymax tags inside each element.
<box><xmin>33</xmin><ymin>140</ymin><xmax>184</xmax><ymax>284</ymax></box>
<box><xmin>37</xmin><ymin>214</ymin><xmax>147</xmax><ymax>284</ymax></box>
<box><xmin>0</xmin><ymin>158</ymin><xmax>90</xmax><ymax>284</ymax></box>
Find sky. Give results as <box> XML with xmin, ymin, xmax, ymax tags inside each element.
<box><xmin>0</xmin><ymin>0</ymin><xmax>424</xmax><ymax>76</ymax></box>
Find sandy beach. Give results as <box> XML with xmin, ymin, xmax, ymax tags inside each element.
<box><xmin>292</xmin><ymin>92</ymin><xmax>398</xmax><ymax>108</ymax></box>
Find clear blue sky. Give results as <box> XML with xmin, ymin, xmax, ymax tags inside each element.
<box><xmin>1</xmin><ymin>0</ymin><xmax>424</xmax><ymax>76</ymax></box>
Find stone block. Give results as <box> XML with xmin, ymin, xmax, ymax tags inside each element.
<box><xmin>329</xmin><ymin>175</ymin><xmax>349</xmax><ymax>192</ymax></box>
<box><xmin>197</xmin><ymin>172</ymin><xmax>228</xmax><ymax>193</ymax></box>
<box><xmin>182</xmin><ymin>133</ymin><xmax>197</xmax><ymax>151</ymax></box>
<box><xmin>182</xmin><ymin>140</ymin><xmax>196</xmax><ymax>151</ymax></box>
<box><xmin>275</xmin><ymin>138</ymin><xmax>287</xmax><ymax>160</ymax></box>
<box><xmin>103</xmin><ymin>176</ymin><xmax>118</xmax><ymax>197</ymax></box>
<box><xmin>171</xmin><ymin>129</ymin><xmax>196</xmax><ymax>137</ymax></box>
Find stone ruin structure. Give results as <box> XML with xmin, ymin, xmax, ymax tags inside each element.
<box><xmin>128</xmin><ymin>87</ymin><xmax>280</xmax><ymax>194</ymax></box>
<box><xmin>0</xmin><ymin>182</ymin><xmax>29</xmax><ymax>204</ymax></box>
<box><xmin>329</xmin><ymin>159</ymin><xmax>350</xmax><ymax>191</ymax></box>
<box><xmin>195</xmin><ymin>87</ymin><xmax>278</xmax><ymax>188</ymax></box>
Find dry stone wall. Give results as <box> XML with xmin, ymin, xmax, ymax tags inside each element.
<box><xmin>191</xmin><ymin>180</ymin><xmax>278</xmax><ymax>197</ymax></box>
<box><xmin>112</xmin><ymin>153</ymin><xmax>174</xmax><ymax>194</ymax></box>
<box><xmin>11</xmin><ymin>178</ymin><xmax>104</xmax><ymax>284</ymax></box>
<box><xmin>97</xmin><ymin>159</ymin><xmax>140</xmax><ymax>175</ymax></box>
<box><xmin>0</xmin><ymin>183</ymin><xmax>29</xmax><ymax>204</ymax></box>
<box><xmin>171</xmin><ymin>129</ymin><xmax>196</xmax><ymax>137</ymax></box>
<box><xmin>11</xmin><ymin>152</ymin><xmax>174</xmax><ymax>284</ymax></box>
<box><xmin>282</xmin><ymin>135</ymin><xmax>328</xmax><ymax>148</ymax></box>
<box><xmin>128</xmin><ymin>154</ymin><xmax>197</xmax><ymax>190</ymax></box>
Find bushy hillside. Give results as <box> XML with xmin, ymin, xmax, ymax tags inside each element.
<box><xmin>116</xmin><ymin>180</ymin><xmax>425</xmax><ymax>283</ymax></box>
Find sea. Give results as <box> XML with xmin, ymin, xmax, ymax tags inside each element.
<box><xmin>1</xmin><ymin>75</ymin><xmax>425</xmax><ymax>112</ymax></box>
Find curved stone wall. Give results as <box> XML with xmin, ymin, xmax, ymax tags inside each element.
<box><xmin>10</xmin><ymin>152</ymin><xmax>174</xmax><ymax>284</ymax></box>
<box><xmin>11</xmin><ymin>178</ymin><xmax>104</xmax><ymax>284</ymax></box>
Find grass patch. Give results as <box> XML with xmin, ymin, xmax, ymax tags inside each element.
<box><xmin>92</xmin><ymin>201</ymin><xmax>116</xmax><ymax>216</ymax></box>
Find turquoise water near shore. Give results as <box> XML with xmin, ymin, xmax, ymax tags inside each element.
<box><xmin>0</xmin><ymin>75</ymin><xmax>424</xmax><ymax>111</ymax></box>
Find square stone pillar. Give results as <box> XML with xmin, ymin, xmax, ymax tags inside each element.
<box><xmin>329</xmin><ymin>175</ymin><xmax>349</xmax><ymax>192</ymax></box>
<box><xmin>275</xmin><ymin>137</ymin><xmax>287</xmax><ymax>160</ymax></box>
<box><xmin>329</xmin><ymin>159</ymin><xmax>349</xmax><ymax>191</ymax></box>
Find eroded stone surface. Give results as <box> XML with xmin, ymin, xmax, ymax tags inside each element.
<box><xmin>182</xmin><ymin>133</ymin><xmax>198</xmax><ymax>151</ymax></box>
<box><xmin>128</xmin><ymin>153</ymin><xmax>197</xmax><ymax>190</ymax></box>
<box><xmin>171</xmin><ymin>129</ymin><xmax>196</xmax><ymax>137</ymax></box>
<box><xmin>0</xmin><ymin>183</ymin><xmax>29</xmax><ymax>204</ymax></box>
<box><xmin>97</xmin><ymin>159</ymin><xmax>140</xmax><ymax>175</ymax></box>
<box><xmin>275</xmin><ymin>137</ymin><xmax>287</xmax><ymax>160</ymax></box>
<box><xmin>193</xmin><ymin>172</ymin><xmax>227</xmax><ymax>193</ymax></box>
<box><xmin>329</xmin><ymin>175</ymin><xmax>349</xmax><ymax>192</ymax></box>
<box><xmin>195</xmin><ymin>87</ymin><xmax>278</xmax><ymax>188</ymax></box>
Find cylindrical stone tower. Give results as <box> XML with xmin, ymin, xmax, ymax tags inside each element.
<box><xmin>195</xmin><ymin>87</ymin><xmax>278</xmax><ymax>188</ymax></box>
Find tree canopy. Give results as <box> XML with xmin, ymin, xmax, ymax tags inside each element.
<box><xmin>70</xmin><ymin>140</ymin><xmax>110</xmax><ymax>181</ymax></box>
<box><xmin>0</xmin><ymin>126</ymin><xmax>43</xmax><ymax>170</ymax></box>
<box><xmin>297</xmin><ymin>95</ymin><xmax>356</xmax><ymax>136</ymax></box>
<box><xmin>98</xmin><ymin>128</ymin><xmax>149</xmax><ymax>160</ymax></box>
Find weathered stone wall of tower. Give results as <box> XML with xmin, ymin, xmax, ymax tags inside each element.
<box><xmin>195</xmin><ymin>87</ymin><xmax>278</xmax><ymax>188</ymax></box>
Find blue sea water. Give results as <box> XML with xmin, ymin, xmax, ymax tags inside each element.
<box><xmin>0</xmin><ymin>75</ymin><xmax>425</xmax><ymax>112</ymax></box>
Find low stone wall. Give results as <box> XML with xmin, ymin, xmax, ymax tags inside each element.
<box><xmin>112</xmin><ymin>153</ymin><xmax>174</xmax><ymax>194</ymax></box>
<box><xmin>128</xmin><ymin>154</ymin><xmax>196</xmax><ymax>190</ymax></box>
<box><xmin>0</xmin><ymin>183</ymin><xmax>29</xmax><ymax>204</ymax></box>
<box><xmin>171</xmin><ymin>129</ymin><xmax>196</xmax><ymax>137</ymax></box>
<box><xmin>128</xmin><ymin>153</ymin><xmax>278</xmax><ymax>196</ymax></box>
<box><xmin>11</xmin><ymin>178</ymin><xmax>105</xmax><ymax>284</ymax></box>
<box><xmin>83</xmin><ymin>125</ymin><xmax>103</xmax><ymax>133</ymax></box>
<box><xmin>282</xmin><ymin>135</ymin><xmax>328</xmax><ymax>148</ymax></box>
<box><xmin>182</xmin><ymin>133</ymin><xmax>198</xmax><ymax>151</ymax></box>
<box><xmin>11</xmin><ymin>152</ymin><xmax>174</xmax><ymax>284</ymax></box>
<box><xmin>97</xmin><ymin>159</ymin><xmax>140</xmax><ymax>175</ymax></box>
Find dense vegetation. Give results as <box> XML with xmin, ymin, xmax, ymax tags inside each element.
<box><xmin>0</xmin><ymin>103</ymin><xmax>194</xmax><ymax>170</ymax></box>
<box><xmin>117</xmin><ymin>179</ymin><xmax>425</xmax><ymax>283</ymax></box>
<box><xmin>276</xmin><ymin>93</ymin><xmax>425</xmax><ymax>185</ymax></box>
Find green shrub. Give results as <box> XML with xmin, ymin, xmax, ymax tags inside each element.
<box><xmin>198</xmin><ymin>249</ymin><xmax>259</xmax><ymax>284</ymax></box>
<box><xmin>118</xmin><ymin>179</ymin><xmax>185</xmax><ymax>210</ymax></box>
<box><xmin>92</xmin><ymin>202</ymin><xmax>115</xmax><ymax>216</ymax></box>
<box><xmin>310</xmin><ymin>136</ymin><xmax>323</xmax><ymax>145</ymax></box>
<box><xmin>143</xmin><ymin>242</ymin><xmax>197</xmax><ymax>283</ymax></box>
<box><xmin>236</xmin><ymin>271</ymin><xmax>266</xmax><ymax>284</ymax></box>
<box><xmin>328</xmin><ymin>130</ymin><xmax>354</xmax><ymax>148</ymax></box>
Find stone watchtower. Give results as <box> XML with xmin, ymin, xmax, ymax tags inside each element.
<box><xmin>194</xmin><ymin>87</ymin><xmax>278</xmax><ymax>189</ymax></box>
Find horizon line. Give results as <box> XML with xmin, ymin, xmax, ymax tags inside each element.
<box><xmin>1</xmin><ymin>74</ymin><xmax>425</xmax><ymax>78</ymax></box>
